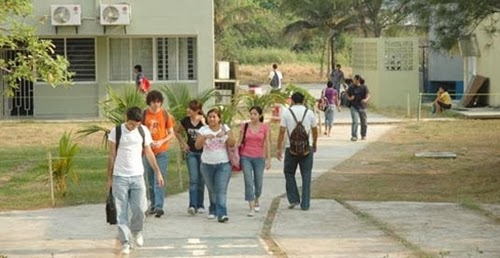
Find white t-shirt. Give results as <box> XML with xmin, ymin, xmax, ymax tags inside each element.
<box><xmin>198</xmin><ymin>124</ymin><xmax>230</xmax><ymax>164</ymax></box>
<box><xmin>268</xmin><ymin>70</ymin><xmax>283</xmax><ymax>89</ymax></box>
<box><xmin>280</xmin><ymin>105</ymin><xmax>317</xmax><ymax>148</ymax></box>
<box><xmin>109</xmin><ymin>124</ymin><xmax>153</xmax><ymax>177</ymax></box>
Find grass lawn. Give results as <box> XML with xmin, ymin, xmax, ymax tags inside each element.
<box><xmin>312</xmin><ymin>120</ymin><xmax>500</xmax><ymax>205</ymax></box>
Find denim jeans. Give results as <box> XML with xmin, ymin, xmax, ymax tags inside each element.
<box><xmin>241</xmin><ymin>156</ymin><xmax>265</xmax><ymax>201</ymax></box>
<box><xmin>143</xmin><ymin>151</ymin><xmax>168</xmax><ymax>210</ymax></box>
<box><xmin>186</xmin><ymin>152</ymin><xmax>205</xmax><ymax>209</ymax></box>
<box><xmin>350</xmin><ymin>107</ymin><xmax>367</xmax><ymax>138</ymax></box>
<box><xmin>324</xmin><ymin>105</ymin><xmax>335</xmax><ymax>127</ymax></box>
<box><xmin>200</xmin><ymin>162</ymin><xmax>232</xmax><ymax>217</ymax></box>
<box><xmin>283</xmin><ymin>147</ymin><xmax>313</xmax><ymax>210</ymax></box>
<box><xmin>112</xmin><ymin>175</ymin><xmax>146</xmax><ymax>245</ymax></box>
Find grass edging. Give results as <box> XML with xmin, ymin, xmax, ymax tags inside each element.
<box><xmin>460</xmin><ymin>202</ymin><xmax>500</xmax><ymax>224</ymax></box>
<box><xmin>260</xmin><ymin>194</ymin><xmax>287</xmax><ymax>258</ymax></box>
<box><xmin>335</xmin><ymin>199</ymin><xmax>437</xmax><ymax>258</ymax></box>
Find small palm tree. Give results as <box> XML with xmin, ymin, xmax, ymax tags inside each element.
<box><xmin>52</xmin><ymin>132</ymin><xmax>79</xmax><ymax>197</ymax></box>
<box><xmin>77</xmin><ymin>85</ymin><xmax>146</xmax><ymax>146</ymax></box>
<box><xmin>235</xmin><ymin>90</ymin><xmax>288</xmax><ymax>113</ymax></box>
<box><xmin>160</xmin><ymin>84</ymin><xmax>216</xmax><ymax>121</ymax></box>
<box><xmin>283</xmin><ymin>84</ymin><xmax>317</xmax><ymax>108</ymax></box>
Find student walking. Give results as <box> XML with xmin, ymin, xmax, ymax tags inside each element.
<box><xmin>346</xmin><ymin>75</ymin><xmax>371</xmax><ymax>141</ymax></box>
<box><xmin>142</xmin><ymin>90</ymin><xmax>175</xmax><ymax>218</ymax></box>
<box><xmin>268</xmin><ymin>63</ymin><xmax>283</xmax><ymax>91</ymax></box>
<box><xmin>175</xmin><ymin>100</ymin><xmax>207</xmax><ymax>215</ymax></box>
<box><xmin>321</xmin><ymin>81</ymin><xmax>341</xmax><ymax>137</ymax></box>
<box><xmin>277</xmin><ymin>92</ymin><xmax>318</xmax><ymax>211</ymax></box>
<box><xmin>107</xmin><ymin>107</ymin><xmax>164</xmax><ymax>254</ymax></box>
<box><xmin>238</xmin><ymin>106</ymin><xmax>271</xmax><ymax>217</ymax></box>
<box><xmin>195</xmin><ymin>108</ymin><xmax>236</xmax><ymax>223</ymax></box>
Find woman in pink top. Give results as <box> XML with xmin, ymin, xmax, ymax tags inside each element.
<box><xmin>238</xmin><ymin>106</ymin><xmax>272</xmax><ymax>217</ymax></box>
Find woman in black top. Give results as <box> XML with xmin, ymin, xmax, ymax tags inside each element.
<box><xmin>175</xmin><ymin>100</ymin><xmax>207</xmax><ymax>215</ymax></box>
<box><xmin>346</xmin><ymin>75</ymin><xmax>371</xmax><ymax>141</ymax></box>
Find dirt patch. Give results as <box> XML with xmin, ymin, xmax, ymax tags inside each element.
<box><xmin>0</xmin><ymin>121</ymin><xmax>111</xmax><ymax>148</ymax></box>
<box><xmin>312</xmin><ymin>120</ymin><xmax>500</xmax><ymax>204</ymax></box>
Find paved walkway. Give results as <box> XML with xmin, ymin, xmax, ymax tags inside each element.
<box><xmin>1</xmin><ymin>111</ymin><xmax>500</xmax><ymax>258</ymax></box>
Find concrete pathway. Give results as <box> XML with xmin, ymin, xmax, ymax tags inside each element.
<box><xmin>1</xmin><ymin>110</ymin><xmax>499</xmax><ymax>258</ymax></box>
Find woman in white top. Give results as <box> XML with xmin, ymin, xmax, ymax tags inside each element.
<box><xmin>194</xmin><ymin>108</ymin><xmax>236</xmax><ymax>223</ymax></box>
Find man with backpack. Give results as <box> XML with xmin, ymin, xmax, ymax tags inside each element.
<box><xmin>107</xmin><ymin>106</ymin><xmax>164</xmax><ymax>254</ymax></box>
<box><xmin>276</xmin><ymin>92</ymin><xmax>318</xmax><ymax>211</ymax></box>
<box><xmin>142</xmin><ymin>90</ymin><xmax>176</xmax><ymax>218</ymax></box>
<box><xmin>268</xmin><ymin>63</ymin><xmax>283</xmax><ymax>91</ymax></box>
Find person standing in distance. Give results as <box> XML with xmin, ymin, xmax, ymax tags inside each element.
<box><xmin>346</xmin><ymin>74</ymin><xmax>371</xmax><ymax>141</ymax></box>
<box><xmin>277</xmin><ymin>92</ymin><xmax>318</xmax><ymax>211</ymax></box>
<box><xmin>268</xmin><ymin>63</ymin><xmax>283</xmax><ymax>92</ymax></box>
<box><xmin>107</xmin><ymin>107</ymin><xmax>164</xmax><ymax>254</ymax></box>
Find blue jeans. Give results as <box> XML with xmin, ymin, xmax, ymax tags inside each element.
<box><xmin>350</xmin><ymin>107</ymin><xmax>367</xmax><ymax>138</ymax></box>
<box><xmin>112</xmin><ymin>175</ymin><xmax>146</xmax><ymax>245</ymax></box>
<box><xmin>241</xmin><ymin>156</ymin><xmax>265</xmax><ymax>201</ymax></box>
<box><xmin>324</xmin><ymin>105</ymin><xmax>335</xmax><ymax>127</ymax></box>
<box><xmin>143</xmin><ymin>151</ymin><xmax>168</xmax><ymax>210</ymax></box>
<box><xmin>283</xmin><ymin>147</ymin><xmax>313</xmax><ymax>210</ymax></box>
<box><xmin>200</xmin><ymin>162</ymin><xmax>232</xmax><ymax>217</ymax></box>
<box><xmin>186</xmin><ymin>152</ymin><xmax>205</xmax><ymax>209</ymax></box>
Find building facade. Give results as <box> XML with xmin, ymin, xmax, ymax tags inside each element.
<box><xmin>2</xmin><ymin>0</ymin><xmax>214</xmax><ymax>119</ymax></box>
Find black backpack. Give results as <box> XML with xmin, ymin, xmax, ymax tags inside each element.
<box><xmin>288</xmin><ymin>108</ymin><xmax>310</xmax><ymax>156</ymax></box>
<box><xmin>115</xmin><ymin>124</ymin><xmax>145</xmax><ymax>152</ymax></box>
<box><xmin>270</xmin><ymin>71</ymin><xmax>280</xmax><ymax>88</ymax></box>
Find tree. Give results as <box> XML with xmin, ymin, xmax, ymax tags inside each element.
<box><xmin>0</xmin><ymin>0</ymin><xmax>72</xmax><ymax>96</ymax></box>
<box><xmin>353</xmin><ymin>0</ymin><xmax>418</xmax><ymax>37</ymax></box>
<box><xmin>421</xmin><ymin>0</ymin><xmax>500</xmax><ymax>50</ymax></box>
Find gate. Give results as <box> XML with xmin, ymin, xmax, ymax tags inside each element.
<box><xmin>1</xmin><ymin>49</ymin><xmax>34</xmax><ymax>118</ymax></box>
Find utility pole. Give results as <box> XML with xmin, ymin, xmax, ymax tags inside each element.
<box><xmin>419</xmin><ymin>44</ymin><xmax>429</xmax><ymax>93</ymax></box>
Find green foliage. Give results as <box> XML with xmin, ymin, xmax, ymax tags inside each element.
<box><xmin>51</xmin><ymin>132</ymin><xmax>79</xmax><ymax>197</ymax></box>
<box><xmin>77</xmin><ymin>86</ymin><xmax>146</xmax><ymax>147</ymax></box>
<box><xmin>235</xmin><ymin>47</ymin><xmax>321</xmax><ymax>64</ymax></box>
<box><xmin>159</xmin><ymin>84</ymin><xmax>216</xmax><ymax>121</ymax></box>
<box><xmin>0</xmin><ymin>0</ymin><xmax>73</xmax><ymax>96</ymax></box>
<box><xmin>236</xmin><ymin>91</ymin><xmax>288</xmax><ymax>113</ymax></box>
<box><xmin>283</xmin><ymin>84</ymin><xmax>317</xmax><ymax>109</ymax></box>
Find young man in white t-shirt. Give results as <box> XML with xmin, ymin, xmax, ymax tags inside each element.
<box><xmin>277</xmin><ymin>92</ymin><xmax>318</xmax><ymax>211</ymax></box>
<box><xmin>107</xmin><ymin>107</ymin><xmax>164</xmax><ymax>254</ymax></box>
<box><xmin>268</xmin><ymin>63</ymin><xmax>283</xmax><ymax>91</ymax></box>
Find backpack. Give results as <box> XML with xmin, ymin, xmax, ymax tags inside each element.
<box><xmin>270</xmin><ymin>71</ymin><xmax>280</xmax><ymax>88</ymax></box>
<box><xmin>317</xmin><ymin>90</ymin><xmax>329</xmax><ymax>112</ymax></box>
<box><xmin>115</xmin><ymin>124</ymin><xmax>145</xmax><ymax>152</ymax></box>
<box><xmin>287</xmin><ymin>108</ymin><xmax>310</xmax><ymax>156</ymax></box>
<box><xmin>139</xmin><ymin>76</ymin><xmax>151</xmax><ymax>93</ymax></box>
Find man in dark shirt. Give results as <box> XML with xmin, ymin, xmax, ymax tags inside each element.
<box><xmin>346</xmin><ymin>75</ymin><xmax>370</xmax><ymax>141</ymax></box>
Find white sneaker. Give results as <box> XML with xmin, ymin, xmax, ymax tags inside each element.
<box><xmin>247</xmin><ymin>210</ymin><xmax>255</xmax><ymax>217</ymax></box>
<box><xmin>121</xmin><ymin>243</ymin><xmax>131</xmax><ymax>254</ymax></box>
<box><xmin>135</xmin><ymin>233</ymin><xmax>144</xmax><ymax>247</ymax></box>
<box><xmin>207</xmin><ymin>214</ymin><xmax>215</xmax><ymax>219</ymax></box>
<box><xmin>197</xmin><ymin>207</ymin><xmax>206</xmax><ymax>214</ymax></box>
<box><xmin>254</xmin><ymin>206</ymin><xmax>261</xmax><ymax>212</ymax></box>
<box><xmin>187</xmin><ymin>207</ymin><xmax>196</xmax><ymax>215</ymax></box>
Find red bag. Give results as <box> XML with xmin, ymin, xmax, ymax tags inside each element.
<box><xmin>139</xmin><ymin>76</ymin><xmax>151</xmax><ymax>93</ymax></box>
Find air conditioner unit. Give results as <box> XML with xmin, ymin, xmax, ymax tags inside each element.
<box><xmin>100</xmin><ymin>4</ymin><xmax>131</xmax><ymax>25</ymax></box>
<box><xmin>51</xmin><ymin>5</ymin><xmax>81</xmax><ymax>26</ymax></box>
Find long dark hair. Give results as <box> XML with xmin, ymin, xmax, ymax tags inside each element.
<box><xmin>188</xmin><ymin>100</ymin><xmax>204</xmax><ymax>115</ymax></box>
<box><xmin>354</xmin><ymin>74</ymin><xmax>365</xmax><ymax>85</ymax></box>
<box><xmin>249</xmin><ymin>106</ymin><xmax>264</xmax><ymax>122</ymax></box>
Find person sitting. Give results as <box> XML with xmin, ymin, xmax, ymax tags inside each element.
<box><xmin>432</xmin><ymin>86</ymin><xmax>452</xmax><ymax>114</ymax></box>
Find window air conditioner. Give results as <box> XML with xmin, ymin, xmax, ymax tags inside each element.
<box><xmin>100</xmin><ymin>4</ymin><xmax>131</xmax><ymax>25</ymax></box>
<box><xmin>51</xmin><ymin>5</ymin><xmax>81</xmax><ymax>26</ymax></box>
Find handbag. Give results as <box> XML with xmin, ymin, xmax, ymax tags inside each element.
<box><xmin>105</xmin><ymin>188</ymin><xmax>117</xmax><ymax>225</ymax></box>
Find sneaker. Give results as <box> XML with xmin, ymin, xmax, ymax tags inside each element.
<box><xmin>254</xmin><ymin>204</ymin><xmax>261</xmax><ymax>212</ymax></box>
<box><xmin>134</xmin><ymin>233</ymin><xmax>144</xmax><ymax>247</ymax></box>
<box><xmin>121</xmin><ymin>243</ymin><xmax>131</xmax><ymax>254</ymax></box>
<box><xmin>207</xmin><ymin>214</ymin><xmax>215</xmax><ymax>219</ymax></box>
<box><xmin>197</xmin><ymin>207</ymin><xmax>205</xmax><ymax>214</ymax></box>
<box><xmin>147</xmin><ymin>207</ymin><xmax>157</xmax><ymax>215</ymax></box>
<box><xmin>288</xmin><ymin>202</ymin><xmax>300</xmax><ymax>209</ymax></box>
<box><xmin>350</xmin><ymin>137</ymin><xmax>358</xmax><ymax>141</ymax></box>
<box><xmin>247</xmin><ymin>210</ymin><xmax>255</xmax><ymax>217</ymax></box>
<box><xmin>154</xmin><ymin>209</ymin><xmax>164</xmax><ymax>218</ymax></box>
<box><xmin>218</xmin><ymin>216</ymin><xmax>229</xmax><ymax>223</ymax></box>
<box><xmin>187</xmin><ymin>207</ymin><xmax>196</xmax><ymax>215</ymax></box>
<box><xmin>361</xmin><ymin>136</ymin><xmax>366</xmax><ymax>140</ymax></box>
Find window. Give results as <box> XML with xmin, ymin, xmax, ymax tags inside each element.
<box><xmin>49</xmin><ymin>38</ymin><xmax>96</xmax><ymax>81</ymax></box>
<box><xmin>109</xmin><ymin>38</ymin><xmax>153</xmax><ymax>81</ymax></box>
<box><xmin>156</xmin><ymin>37</ymin><xmax>197</xmax><ymax>81</ymax></box>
